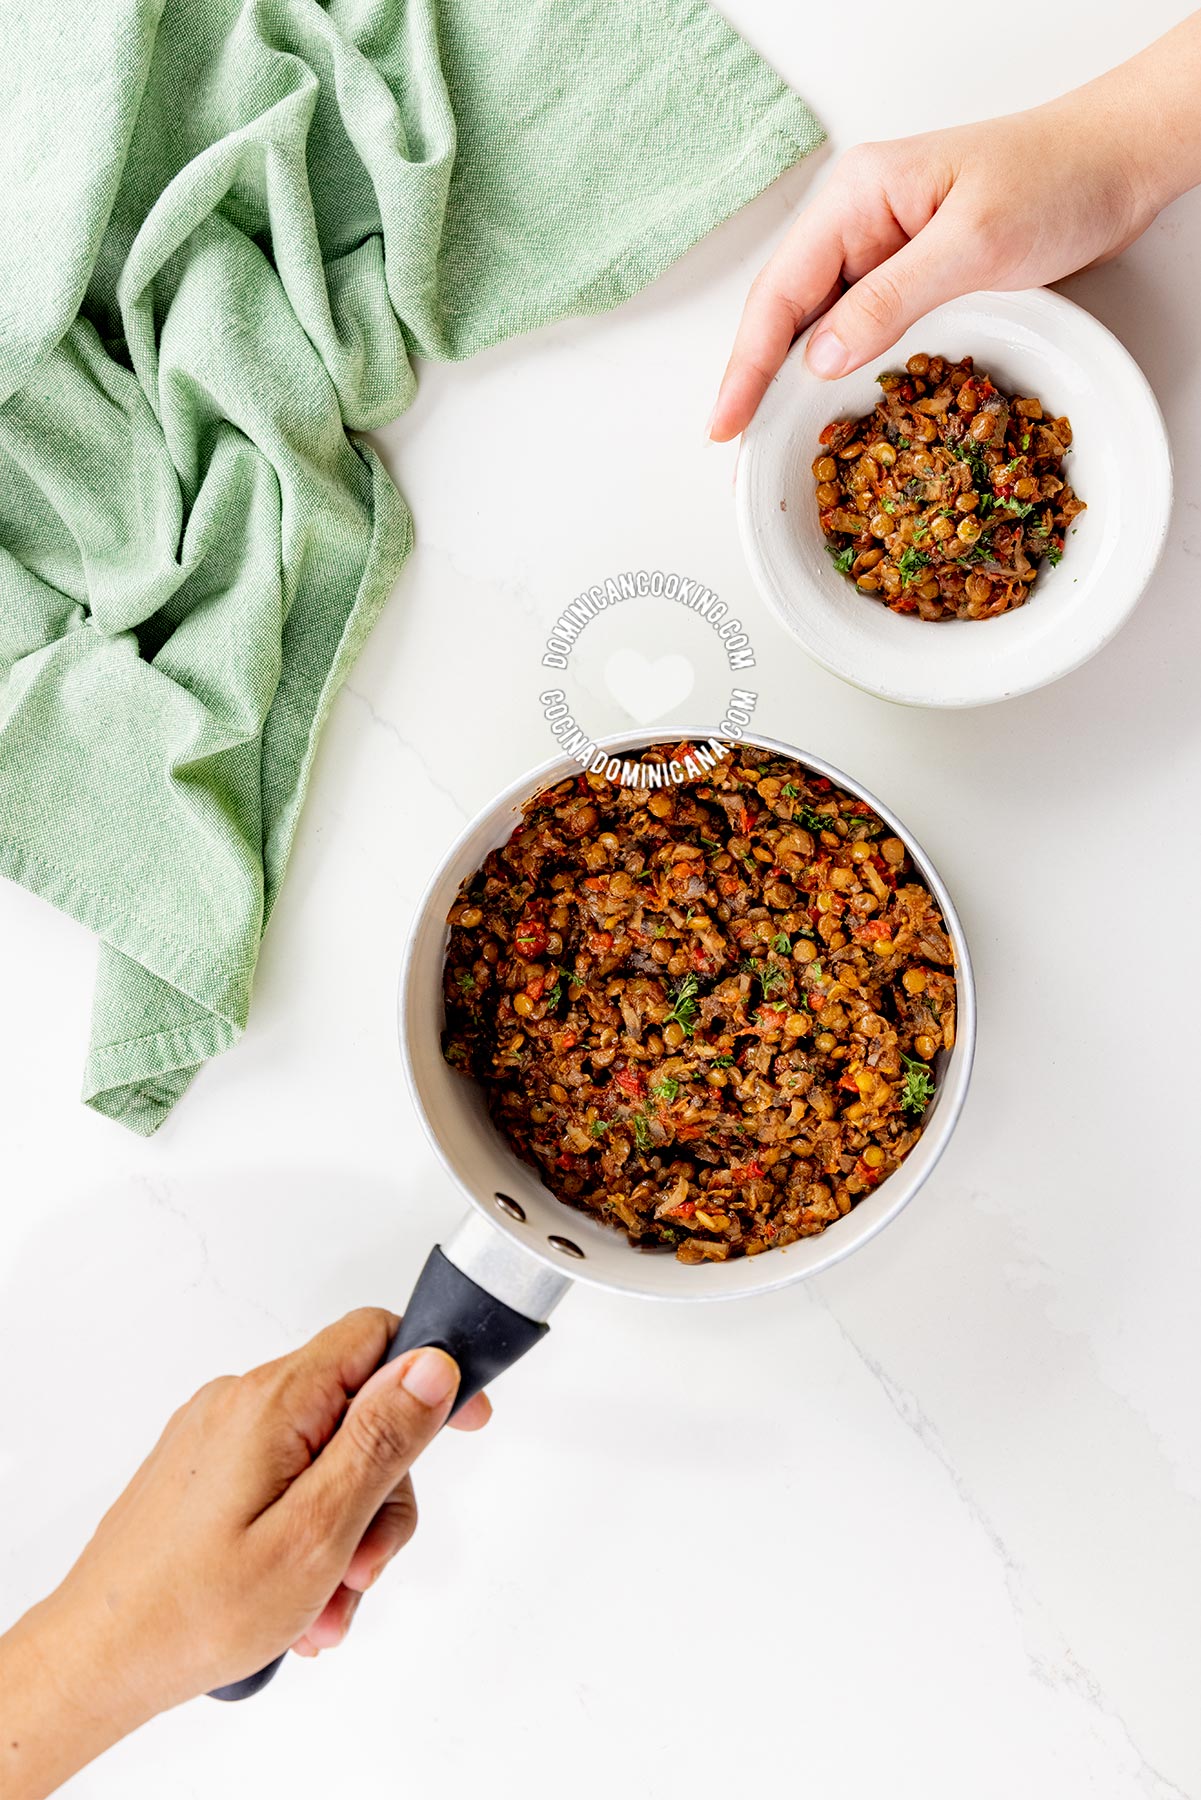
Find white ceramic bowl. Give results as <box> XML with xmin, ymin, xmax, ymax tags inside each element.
<box><xmin>735</xmin><ymin>288</ymin><xmax>1172</xmax><ymax>708</ymax></box>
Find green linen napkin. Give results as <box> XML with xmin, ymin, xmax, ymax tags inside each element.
<box><xmin>0</xmin><ymin>0</ymin><xmax>821</xmax><ymax>1134</ymax></box>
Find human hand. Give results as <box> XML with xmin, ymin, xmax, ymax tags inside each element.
<box><xmin>0</xmin><ymin>1311</ymin><xmax>489</xmax><ymax>1798</ymax></box>
<box><xmin>710</xmin><ymin>25</ymin><xmax>1201</xmax><ymax>439</ymax></box>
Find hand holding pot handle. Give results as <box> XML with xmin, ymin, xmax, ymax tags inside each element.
<box><xmin>209</xmin><ymin>1240</ymin><xmax>554</xmax><ymax>1701</ymax></box>
<box><xmin>0</xmin><ymin>1305</ymin><xmax>498</xmax><ymax>1797</ymax></box>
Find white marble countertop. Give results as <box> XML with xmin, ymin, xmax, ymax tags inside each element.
<box><xmin>2</xmin><ymin>3</ymin><xmax>1199</xmax><ymax>1795</ymax></box>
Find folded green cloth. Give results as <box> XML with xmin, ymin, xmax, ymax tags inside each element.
<box><xmin>0</xmin><ymin>0</ymin><xmax>821</xmax><ymax>1134</ymax></box>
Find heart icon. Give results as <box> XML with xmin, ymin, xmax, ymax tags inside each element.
<box><xmin>603</xmin><ymin>648</ymin><xmax>695</xmax><ymax>725</ymax></box>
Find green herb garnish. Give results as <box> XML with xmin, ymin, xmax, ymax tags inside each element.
<box><xmin>781</xmin><ymin>783</ymin><xmax>798</xmax><ymax>798</ymax></box>
<box><xmin>956</xmin><ymin>440</ymin><xmax>991</xmax><ymax>490</ymax></box>
<box><xmin>545</xmin><ymin>965</ymin><xmax>574</xmax><ymax>1007</ymax></box>
<box><xmin>590</xmin><ymin>1119</ymin><xmax>609</xmax><ymax>1138</ymax></box>
<box><xmin>454</xmin><ymin>970</ymin><xmax>476</xmax><ymax>993</ymax></box>
<box><xmin>794</xmin><ymin>805</ymin><xmax>834</xmax><ymax>834</ymax></box>
<box><xmin>632</xmin><ymin>1111</ymin><xmax>653</xmax><ymax>1153</ymax></box>
<box><xmin>1021</xmin><ymin>431</ymin><xmax>1031</xmax><ymax>451</ymax></box>
<box><xmin>826</xmin><ymin>543</ymin><xmax>855</xmax><ymax>575</ymax></box>
<box><xmin>652</xmin><ymin>1077</ymin><xmax>680</xmax><ymax>1104</ymax></box>
<box><xmin>712</xmin><ymin>1054</ymin><xmax>735</xmax><ymax>1068</ymax></box>
<box><xmin>1045</xmin><ymin>544</ymin><xmax>1063</xmax><ymax>566</ymax></box>
<box><xmin>899</xmin><ymin>1053</ymin><xmax>936</xmax><ymax>1117</ymax></box>
<box><xmin>664</xmin><ymin>973</ymin><xmax>700</xmax><ymax>1038</ymax></box>
<box><xmin>897</xmin><ymin>546</ymin><xmax>931</xmax><ymax>586</ymax></box>
<box><xmin>772</xmin><ymin>932</ymin><xmax>791</xmax><ymax>954</ymax></box>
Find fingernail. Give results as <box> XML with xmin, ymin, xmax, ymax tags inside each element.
<box><xmin>807</xmin><ymin>330</ymin><xmax>849</xmax><ymax>379</ymax></box>
<box><xmin>335</xmin><ymin>1595</ymin><xmax>363</xmax><ymax>1644</ymax></box>
<box><xmin>401</xmin><ymin>1347</ymin><xmax>458</xmax><ymax>1408</ymax></box>
<box><xmin>703</xmin><ymin>403</ymin><xmax>717</xmax><ymax>442</ymax></box>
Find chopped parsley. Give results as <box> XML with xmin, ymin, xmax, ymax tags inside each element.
<box><xmin>958</xmin><ymin>440</ymin><xmax>992</xmax><ymax>489</ymax></box>
<box><xmin>794</xmin><ymin>804</ymin><xmax>835</xmax><ymax>834</ymax></box>
<box><xmin>899</xmin><ymin>1054</ymin><xmax>936</xmax><ymax>1117</ymax></box>
<box><xmin>589</xmin><ymin>1119</ymin><xmax>609</xmax><ymax>1138</ymax></box>
<box><xmin>664</xmin><ymin>973</ymin><xmax>700</xmax><ymax>1037</ymax></box>
<box><xmin>712</xmin><ymin>1054</ymin><xmax>735</xmax><ymax>1068</ymax></box>
<box><xmin>1021</xmin><ymin>431</ymin><xmax>1031</xmax><ymax>451</ymax></box>
<box><xmin>897</xmin><ymin>545</ymin><xmax>931</xmax><ymax>586</ymax></box>
<box><xmin>545</xmin><ymin>965</ymin><xmax>574</xmax><ymax>1007</ymax></box>
<box><xmin>632</xmin><ymin>1111</ymin><xmax>653</xmax><ymax>1153</ymax></box>
<box><xmin>1045</xmin><ymin>544</ymin><xmax>1063</xmax><ymax>566</ymax></box>
<box><xmin>772</xmin><ymin>932</ymin><xmax>791</xmax><ymax>954</ymax></box>
<box><xmin>826</xmin><ymin>543</ymin><xmax>855</xmax><ymax>575</ymax></box>
<box><xmin>652</xmin><ymin>1077</ymin><xmax>680</xmax><ymax>1104</ymax></box>
<box><xmin>454</xmin><ymin>970</ymin><xmax>476</xmax><ymax>994</ymax></box>
<box><xmin>781</xmin><ymin>783</ymin><xmax>798</xmax><ymax>799</ymax></box>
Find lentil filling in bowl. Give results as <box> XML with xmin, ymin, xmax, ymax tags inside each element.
<box><xmin>441</xmin><ymin>742</ymin><xmax>957</xmax><ymax>1264</ymax></box>
<box><xmin>815</xmin><ymin>352</ymin><xmax>1086</xmax><ymax>621</ymax></box>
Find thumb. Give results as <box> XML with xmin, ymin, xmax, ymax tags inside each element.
<box><xmin>805</xmin><ymin>209</ymin><xmax>984</xmax><ymax>380</ymax></box>
<box><xmin>278</xmin><ymin>1347</ymin><xmax>460</xmax><ymax>1569</ymax></box>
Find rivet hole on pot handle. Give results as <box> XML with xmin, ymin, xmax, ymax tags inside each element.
<box><xmin>208</xmin><ymin>1238</ymin><xmax>558</xmax><ymax>1702</ymax></box>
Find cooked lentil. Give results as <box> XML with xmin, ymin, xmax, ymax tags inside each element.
<box><xmin>441</xmin><ymin>743</ymin><xmax>957</xmax><ymax>1263</ymax></box>
<box><xmin>815</xmin><ymin>353</ymin><xmax>1085</xmax><ymax>621</ymax></box>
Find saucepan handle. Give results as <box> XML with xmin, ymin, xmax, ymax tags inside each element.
<box><xmin>383</xmin><ymin>1244</ymin><xmax>551</xmax><ymax>1409</ymax></box>
<box><xmin>210</xmin><ymin>1226</ymin><xmax>564</xmax><ymax>1703</ymax></box>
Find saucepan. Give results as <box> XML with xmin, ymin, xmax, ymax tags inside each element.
<box><xmin>214</xmin><ymin>726</ymin><xmax>975</xmax><ymax>1700</ymax></box>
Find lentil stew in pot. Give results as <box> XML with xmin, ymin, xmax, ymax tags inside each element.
<box><xmin>441</xmin><ymin>744</ymin><xmax>957</xmax><ymax>1264</ymax></box>
<box><xmin>814</xmin><ymin>353</ymin><xmax>1085</xmax><ymax>621</ymax></box>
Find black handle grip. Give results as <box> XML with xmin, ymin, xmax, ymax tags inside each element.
<box><xmin>383</xmin><ymin>1245</ymin><xmax>550</xmax><ymax>1412</ymax></box>
<box><xmin>209</xmin><ymin>1245</ymin><xmax>550</xmax><ymax>1702</ymax></box>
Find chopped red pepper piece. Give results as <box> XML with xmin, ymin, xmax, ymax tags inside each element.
<box><xmin>730</xmin><ymin>1159</ymin><xmax>765</xmax><ymax>1182</ymax></box>
<box><xmin>857</xmin><ymin>919</ymin><xmax>891</xmax><ymax>944</ymax></box>
<box><xmin>514</xmin><ymin>916</ymin><xmax>548</xmax><ymax>957</ymax></box>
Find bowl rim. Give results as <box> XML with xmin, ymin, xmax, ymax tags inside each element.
<box><xmin>734</xmin><ymin>286</ymin><xmax>1173</xmax><ymax>709</ymax></box>
<box><xmin>397</xmin><ymin>726</ymin><xmax>977</xmax><ymax>1302</ymax></box>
